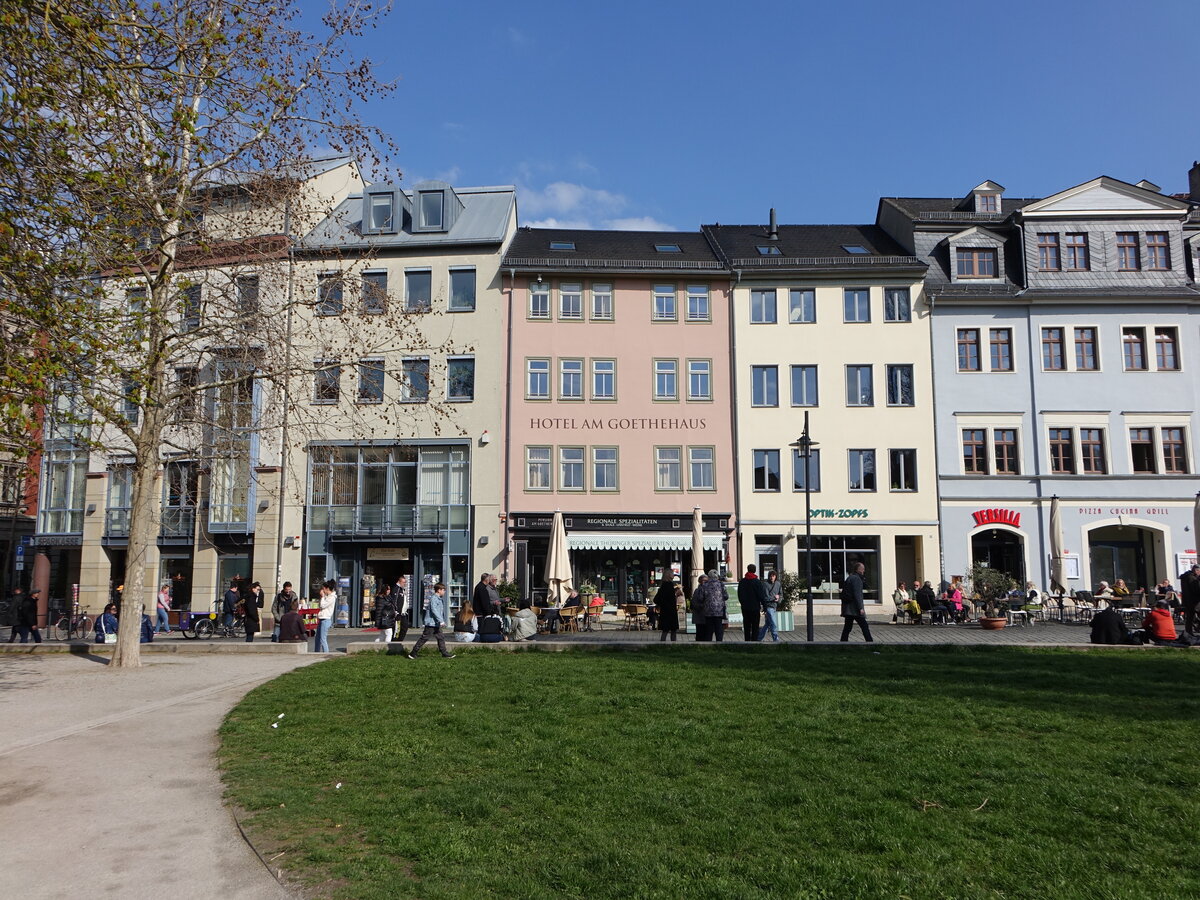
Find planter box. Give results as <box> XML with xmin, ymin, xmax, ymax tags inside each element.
<box><xmin>979</xmin><ymin>617</ymin><xmax>1007</xmax><ymax>630</ymax></box>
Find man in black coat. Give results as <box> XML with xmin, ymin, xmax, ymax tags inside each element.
<box><xmin>471</xmin><ymin>572</ymin><xmax>492</xmax><ymax>617</ymax></box>
<box><xmin>1090</xmin><ymin>606</ymin><xmax>1136</xmax><ymax>645</ymax></box>
<box><xmin>1180</xmin><ymin>565</ymin><xmax>1200</xmax><ymax>635</ymax></box>
<box><xmin>839</xmin><ymin>562</ymin><xmax>874</xmax><ymax>643</ymax></box>
<box><xmin>738</xmin><ymin>564</ymin><xmax>766</xmax><ymax>641</ymax></box>
<box><xmin>13</xmin><ymin>587</ymin><xmax>42</xmax><ymax>643</ymax></box>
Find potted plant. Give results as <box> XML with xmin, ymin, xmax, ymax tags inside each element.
<box><xmin>775</xmin><ymin>572</ymin><xmax>804</xmax><ymax>633</ymax></box>
<box><xmin>578</xmin><ymin>579</ymin><xmax>598</xmax><ymax>602</ymax></box>
<box><xmin>968</xmin><ymin>564</ymin><xmax>1016</xmax><ymax>629</ymax></box>
<box><xmin>496</xmin><ymin>577</ymin><xmax>521</xmax><ymax>614</ymax></box>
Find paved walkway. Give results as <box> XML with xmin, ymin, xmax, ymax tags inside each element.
<box><xmin>0</xmin><ymin>652</ymin><xmax>319</xmax><ymax>900</ymax></box>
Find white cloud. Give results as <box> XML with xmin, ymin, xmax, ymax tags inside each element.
<box><xmin>607</xmin><ymin>216</ymin><xmax>676</xmax><ymax>232</ymax></box>
<box><xmin>520</xmin><ymin>181</ymin><xmax>627</xmax><ymax>218</ymax></box>
<box><xmin>526</xmin><ymin>217</ymin><xmax>595</xmax><ymax>229</ymax></box>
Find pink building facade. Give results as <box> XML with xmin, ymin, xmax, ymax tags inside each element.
<box><xmin>501</xmin><ymin>229</ymin><xmax>736</xmax><ymax>605</ymax></box>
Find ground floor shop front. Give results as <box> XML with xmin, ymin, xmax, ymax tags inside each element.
<box><xmin>508</xmin><ymin>512</ymin><xmax>732</xmax><ymax>605</ymax></box>
<box><xmin>738</xmin><ymin>521</ymin><xmax>940</xmax><ymax>607</ymax></box>
<box><xmin>941</xmin><ymin>499</ymin><xmax>1200</xmax><ymax>594</ymax></box>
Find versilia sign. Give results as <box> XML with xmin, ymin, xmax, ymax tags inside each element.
<box><xmin>972</xmin><ymin>508</ymin><xmax>1021</xmax><ymax>528</ymax></box>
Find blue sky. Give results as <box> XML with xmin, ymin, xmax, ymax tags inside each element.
<box><xmin>309</xmin><ymin>0</ymin><xmax>1199</xmax><ymax>230</ymax></box>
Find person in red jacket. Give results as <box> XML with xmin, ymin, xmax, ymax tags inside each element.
<box><xmin>1141</xmin><ymin>601</ymin><xmax>1177</xmax><ymax>645</ymax></box>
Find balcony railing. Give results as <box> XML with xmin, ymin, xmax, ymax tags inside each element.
<box><xmin>105</xmin><ymin>506</ymin><xmax>197</xmax><ymax>539</ymax></box>
<box><xmin>316</xmin><ymin>504</ymin><xmax>469</xmax><ymax>537</ymax></box>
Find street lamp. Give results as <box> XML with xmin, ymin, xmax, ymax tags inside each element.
<box><xmin>789</xmin><ymin>411</ymin><xmax>819</xmax><ymax>642</ymax></box>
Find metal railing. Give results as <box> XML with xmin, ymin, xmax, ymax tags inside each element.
<box><xmin>505</xmin><ymin>256</ymin><xmax>724</xmax><ymax>271</ymax></box>
<box><xmin>316</xmin><ymin>504</ymin><xmax>469</xmax><ymax>537</ymax></box>
<box><xmin>104</xmin><ymin>506</ymin><xmax>197</xmax><ymax>539</ymax></box>
<box><xmin>730</xmin><ymin>255</ymin><xmax>924</xmax><ymax>268</ymax></box>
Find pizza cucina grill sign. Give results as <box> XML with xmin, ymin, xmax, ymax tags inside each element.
<box><xmin>972</xmin><ymin>508</ymin><xmax>1021</xmax><ymax>528</ymax></box>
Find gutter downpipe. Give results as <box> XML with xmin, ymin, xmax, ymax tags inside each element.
<box><xmin>1013</xmin><ymin>215</ymin><xmax>1045</xmax><ymax>587</ymax></box>
<box><xmin>925</xmin><ymin>283</ymin><xmax>947</xmax><ymax>591</ymax></box>
<box><xmin>275</xmin><ymin>199</ymin><xmax>296</xmax><ymax>598</ymax></box>
<box><xmin>728</xmin><ymin>268</ymin><xmax>742</xmax><ymax>575</ymax></box>
<box><xmin>502</xmin><ymin>267</ymin><xmax>516</xmax><ymax>580</ymax></box>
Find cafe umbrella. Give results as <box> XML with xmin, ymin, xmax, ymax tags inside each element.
<box><xmin>545</xmin><ymin>510</ymin><xmax>574</xmax><ymax>607</ymax></box>
<box><xmin>1049</xmin><ymin>495</ymin><xmax>1067</xmax><ymax>596</ymax></box>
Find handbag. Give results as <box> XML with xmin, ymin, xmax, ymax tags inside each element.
<box><xmin>99</xmin><ymin>618</ymin><xmax>117</xmax><ymax>644</ymax></box>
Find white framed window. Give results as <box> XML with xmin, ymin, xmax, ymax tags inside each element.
<box><xmin>591</xmin><ymin>284</ymin><xmax>613</xmax><ymax>320</ymax></box>
<box><xmin>688</xmin><ymin>446</ymin><xmax>715</xmax><ymax>491</ymax></box>
<box><xmin>885</xmin><ymin>364</ymin><xmax>914</xmax><ymax>406</ymax></box>
<box><xmin>529</xmin><ymin>282</ymin><xmax>550</xmax><ymax>319</ymax></box>
<box><xmin>526</xmin><ymin>446</ymin><xmax>551</xmax><ymax>490</ymax></box>
<box><xmin>317</xmin><ymin>274</ymin><xmax>343</xmax><ymax>316</ymax></box>
<box><xmin>848</xmin><ymin>449</ymin><xmax>876</xmax><ymax>491</ymax></box>
<box><xmin>367</xmin><ymin>192</ymin><xmax>395</xmax><ymax>233</ymax></box>
<box><xmin>889</xmin><ymin>449</ymin><xmax>918</xmax><ymax>491</ymax></box>
<box><xmin>313</xmin><ymin>359</ymin><xmax>341</xmax><ymax>404</ymax></box>
<box><xmin>653</xmin><ymin>285</ymin><xmax>676</xmax><ymax>321</ymax></box>
<box><xmin>449</xmin><ymin>268</ymin><xmax>476</xmax><ymax>311</ymax></box>
<box><xmin>362</xmin><ymin>271</ymin><xmax>387</xmax><ymax>315</ymax></box>
<box><xmin>405</xmin><ymin>269</ymin><xmax>431</xmax><ymax>312</ymax></box>
<box><xmin>750</xmin><ymin>289</ymin><xmax>777</xmax><ymax>324</ymax></box>
<box><xmin>399</xmin><ymin>357</ymin><xmax>429</xmax><ymax>402</ymax></box>
<box><xmin>687</xmin><ymin>285</ymin><xmax>710</xmax><ymax>321</ymax></box>
<box><xmin>447</xmin><ymin>357</ymin><xmax>475</xmax><ymax>401</ymax></box>
<box><xmin>418</xmin><ymin>190</ymin><xmax>444</xmax><ymax>230</ymax></box>
<box><xmin>751</xmin><ymin>365</ymin><xmax>778</xmax><ymax>407</ymax></box>
<box><xmin>559</xmin><ymin>447</ymin><xmax>585</xmax><ymax>490</ymax></box>
<box><xmin>560</xmin><ymin>283</ymin><xmax>583</xmax><ymax>319</ymax></box>
<box><xmin>792</xmin><ymin>448</ymin><xmax>821</xmax><ymax>492</ymax></box>
<box><xmin>560</xmin><ymin>358</ymin><xmax>584</xmax><ymax>399</ymax></box>
<box><xmin>653</xmin><ymin>359</ymin><xmax>678</xmax><ymax>400</ymax></box>
<box><xmin>753</xmin><ymin>449</ymin><xmax>780</xmax><ymax>492</ymax></box>
<box><xmin>655</xmin><ymin>446</ymin><xmax>682</xmax><ymax>490</ymax></box>
<box><xmin>789</xmin><ymin>289</ymin><xmax>815</xmax><ymax>323</ymax></box>
<box><xmin>526</xmin><ymin>358</ymin><xmax>550</xmax><ymax>399</ymax></box>
<box><xmin>592</xmin><ymin>447</ymin><xmax>619</xmax><ymax>491</ymax></box>
<box><xmin>592</xmin><ymin>359</ymin><xmax>615</xmax><ymax>400</ymax></box>
<box><xmin>884</xmin><ymin>287</ymin><xmax>911</xmax><ymax>322</ymax></box>
<box><xmin>791</xmin><ymin>365</ymin><xmax>818</xmax><ymax>407</ymax></box>
<box><xmin>843</xmin><ymin>288</ymin><xmax>870</xmax><ymax>323</ymax></box>
<box><xmin>687</xmin><ymin>359</ymin><xmax>712</xmax><ymax>401</ymax></box>
<box><xmin>846</xmin><ymin>365</ymin><xmax>873</xmax><ymax>406</ymax></box>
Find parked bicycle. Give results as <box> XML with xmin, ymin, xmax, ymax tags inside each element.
<box><xmin>52</xmin><ymin>603</ymin><xmax>93</xmax><ymax>642</ymax></box>
<box><xmin>192</xmin><ymin>611</ymin><xmax>244</xmax><ymax>639</ymax></box>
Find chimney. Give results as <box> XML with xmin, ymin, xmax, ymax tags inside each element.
<box><xmin>1135</xmin><ymin>180</ymin><xmax>1161</xmax><ymax>193</ymax></box>
<box><xmin>768</xmin><ymin>208</ymin><xmax>778</xmax><ymax>241</ymax></box>
<box><xmin>1189</xmin><ymin>161</ymin><xmax>1200</xmax><ymax>202</ymax></box>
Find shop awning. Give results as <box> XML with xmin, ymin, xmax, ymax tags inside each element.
<box><xmin>567</xmin><ymin>532</ymin><xmax>723</xmax><ymax>551</ymax></box>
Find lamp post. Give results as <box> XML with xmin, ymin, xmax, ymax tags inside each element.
<box><xmin>789</xmin><ymin>411</ymin><xmax>819</xmax><ymax>642</ymax></box>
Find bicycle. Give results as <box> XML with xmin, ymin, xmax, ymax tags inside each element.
<box><xmin>194</xmin><ymin>611</ymin><xmax>244</xmax><ymax>639</ymax></box>
<box><xmin>52</xmin><ymin>603</ymin><xmax>93</xmax><ymax>642</ymax></box>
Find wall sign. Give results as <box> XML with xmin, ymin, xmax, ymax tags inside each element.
<box><xmin>810</xmin><ymin>508</ymin><xmax>869</xmax><ymax>519</ymax></box>
<box><xmin>367</xmin><ymin>548</ymin><xmax>410</xmax><ymax>560</ymax></box>
<box><xmin>972</xmin><ymin>508</ymin><xmax>1021</xmax><ymax>528</ymax></box>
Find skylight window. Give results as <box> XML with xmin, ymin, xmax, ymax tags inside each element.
<box><xmin>842</xmin><ymin>245</ymin><xmax>870</xmax><ymax>254</ymax></box>
<box><xmin>549</xmin><ymin>241</ymin><xmax>576</xmax><ymax>251</ymax></box>
<box><xmin>655</xmin><ymin>243</ymin><xmax>682</xmax><ymax>253</ymax></box>
<box><xmin>756</xmin><ymin>245</ymin><xmax>783</xmax><ymax>256</ymax></box>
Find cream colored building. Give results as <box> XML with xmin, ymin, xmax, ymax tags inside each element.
<box><xmin>705</xmin><ymin>223</ymin><xmax>941</xmax><ymax>607</ymax></box>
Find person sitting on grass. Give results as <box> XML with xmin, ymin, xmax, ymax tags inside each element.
<box><xmin>1141</xmin><ymin>601</ymin><xmax>1177</xmax><ymax>646</ymax></box>
<box><xmin>506</xmin><ymin>598</ymin><xmax>538</xmax><ymax>642</ymax></box>
<box><xmin>1090</xmin><ymin>605</ymin><xmax>1137</xmax><ymax>645</ymax></box>
<box><xmin>278</xmin><ymin>600</ymin><xmax>307</xmax><ymax>643</ymax></box>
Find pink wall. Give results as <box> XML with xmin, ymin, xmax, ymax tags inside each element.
<box><xmin>506</xmin><ymin>275</ymin><xmax>735</xmax><ymax>517</ymax></box>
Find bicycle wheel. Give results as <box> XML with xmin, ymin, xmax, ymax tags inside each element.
<box><xmin>194</xmin><ymin>618</ymin><xmax>215</xmax><ymax>639</ymax></box>
<box><xmin>74</xmin><ymin>616</ymin><xmax>93</xmax><ymax>640</ymax></box>
<box><xmin>52</xmin><ymin>616</ymin><xmax>71</xmax><ymax>641</ymax></box>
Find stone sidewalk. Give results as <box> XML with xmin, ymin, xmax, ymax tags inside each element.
<box><xmin>0</xmin><ymin>652</ymin><xmax>319</xmax><ymax>900</ymax></box>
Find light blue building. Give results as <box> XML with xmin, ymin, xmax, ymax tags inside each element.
<box><xmin>879</xmin><ymin>171</ymin><xmax>1200</xmax><ymax>593</ymax></box>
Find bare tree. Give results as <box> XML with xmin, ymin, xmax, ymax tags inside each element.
<box><xmin>0</xmin><ymin>0</ymin><xmax>426</xmax><ymax>667</ymax></box>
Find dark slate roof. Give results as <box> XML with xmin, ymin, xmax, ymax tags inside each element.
<box><xmin>502</xmin><ymin>227</ymin><xmax>723</xmax><ymax>273</ymax></box>
<box><xmin>881</xmin><ymin>196</ymin><xmax>1038</xmax><ymax>221</ymax></box>
<box><xmin>702</xmin><ymin>224</ymin><xmax>925</xmax><ymax>272</ymax></box>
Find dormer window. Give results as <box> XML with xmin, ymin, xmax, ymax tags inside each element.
<box><xmin>977</xmin><ymin>194</ymin><xmax>999</xmax><ymax>213</ymax></box>
<box><xmin>756</xmin><ymin>245</ymin><xmax>782</xmax><ymax>256</ymax></box>
<box><xmin>363</xmin><ymin>188</ymin><xmax>402</xmax><ymax>235</ymax></box>
<box><xmin>419</xmin><ymin>191</ymin><xmax>444</xmax><ymax>230</ymax></box>
<box><xmin>956</xmin><ymin>248</ymin><xmax>997</xmax><ymax>278</ymax></box>
<box><xmin>369</xmin><ymin>194</ymin><xmax>394</xmax><ymax>232</ymax></box>
<box><xmin>549</xmin><ymin>241</ymin><xmax>576</xmax><ymax>251</ymax></box>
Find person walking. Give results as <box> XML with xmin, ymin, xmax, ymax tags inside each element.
<box><xmin>1180</xmin><ymin>564</ymin><xmax>1200</xmax><ymax>635</ymax></box>
<box><xmin>314</xmin><ymin>580</ymin><xmax>336</xmax><ymax>652</ymax></box>
<box><xmin>6</xmin><ymin>586</ymin><xmax>26</xmax><ymax>643</ymax></box>
<box><xmin>374</xmin><ymin>586</ymin><xmax>398</xmax><ymax>643</ymax></box>
<box><xmin>654</xmin><ymin>576</ymin><xmax>679</xmax><ymax>642</ymax></box>
<box><xmin>271</xmin><ymin>581</ymin><xmax>298</xmax><ymax>642</ymax></box>
<box><xmin>155</xmin><ymin>583</ymin><xmax>172</xmax><ymax>634</ymax></box>
<box><xmin>758</xmin><ymin>570</ymin><xmax>782</xmax><ymax>642</ymax></box>
<box><xmin>406</xmin><ymin>582</ymin><xmax>456</xmax><ymax>659</ymax></box>
<box><xmin>839</xmin><ymin>562</ymin><xmax>874</xmax><ymax>643</ymax></box>
<box><xmin>393</xmin><ymin>574</ymin><xmax>411</xmax><ymax>642</ymax></box>
<box><xmin>222</xmin><ymin>580</ymin><xmax>240</xmax><ymax>634</ymax></box>
<box><xmin>693</xmin><ymin>569</ymin><xmax>729</xmax><ymax>642</ymax></box>
<box><xmin>738</xmin><ymin>564</ymin><xmax>766</xmax><ymax>641</ymax></box>
<box><xmin>14</xmin><ymin>588</ymin><xmax>42</xmax><ymax>644</ymax></box>
<box><xmin>243</xmin><ymin>581</ymin><xmax>263</xmax><ymax>642</ymax></box>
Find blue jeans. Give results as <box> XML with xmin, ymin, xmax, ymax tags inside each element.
<box><xmin>315</xmin><ymin>617</ymin><xmax>332</xmax><ymax>652</ymax></box>
<box><xmin>758</xmin><ymin>606</ymin><xmax>778</xmax><ymax>641</ymax></box>
<box><xmin>156</xmin><ymin>607</ymin><xmax>171</xmax><ymax>633</ymax></box>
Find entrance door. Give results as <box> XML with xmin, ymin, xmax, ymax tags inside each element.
<box><xmin>1088</xmin><ymin>526</ymin><xmax>1147</xmax><ymax>590</ymax></box>
<box><xmin>217</xmin><ymin>555</ymin><xmax>250</xmax><ymax>610</ymax></box>
<box><xmin>158</xmin><ymin>556</ymin><xmax>193</xmax><ymax>610</ymax></box>
<box><xmin>970</xmin><ymin>530</ymin><xmax>1025</xmax><ymax>586</ymax></box>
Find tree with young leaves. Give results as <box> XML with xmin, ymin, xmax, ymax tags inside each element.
<box><xmin>0</xmin><ymin>0</ymin><xmax>407</xmax><ymax>667</ymax></box>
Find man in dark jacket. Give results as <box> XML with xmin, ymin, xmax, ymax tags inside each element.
<box><xmin>1090</xmin><ymin>605</ymin><xmax>1136</xmax><ymax>645</ymax></box>
<box><xmin>1179</xmin><ymin>565</ymin><xmax>1200</xmax><ymax>635</ymax></box>
<box><xmin>738</xmin><ymin>564</ymin><xmax>766</xmax><ymax>641</ymax></box>
<box><xmin>222</xmin><ymin>580</ymin><xmax>240</xmax><ymax>631</ymax></box>
<box><xmin>271</xmin><ymin>582</ymin><xmax>298</xmax><ymax>642</ymax></box>
<box><xmin>471</xmin><ymin>573</ymin><xmax>492</xmax><ymax>616</ymax></box>
<box><xmin>839</xmin><ymin>562</ymin><xmax>874</xmax><ymax>643</ymax></box>
<box><xmin>14</xmin><ymin>588</ymin><xmax>42</xmax><ymax>644</ymax></box>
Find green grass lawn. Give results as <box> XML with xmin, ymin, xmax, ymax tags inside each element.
<box><xmin>219</xmin><ymin>646</ymin><xmax>1200</xmax><ymax>899</ymax></box>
